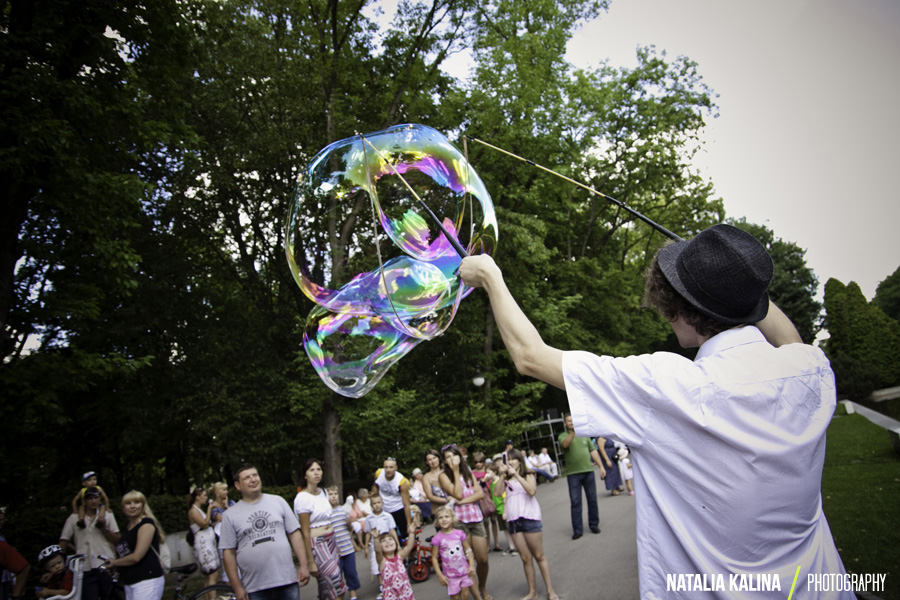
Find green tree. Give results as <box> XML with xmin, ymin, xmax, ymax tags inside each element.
<box><xmin>160</xmin><ymin>0</ymin><xmax>486</xmax><ymax>491</ymax></box>
<box><xmin>1</xmin><ymin>0</ymin><xmax>751</xmax><ymax>509</ymax></box>
<box><xmin>1</xmin><ymin>0</ymin><xmax>196</xmax><ymax>351</ymax></box>
<box><xmin>822</xmin><ymin>278</ymin><xmax>900</xmax><ymax>400</ymax></box>
<box><xmin>0</xmin><ymin>0</ymin><xmax>197</xmax><ymax>502</ymax></box>
<box><xmin>873</xmin><ymin>266</ymin><xmax>900</xmax><ymax>325</ymax></box>
<box><xmin>444</xmin><ymin>2</ymin><xmax>724</xmax><ymax>416</ymax></box>
<box><xmin>729</xmin><ymin>218</ymin><xmax>821</xmax><ymax>343</ymax></box>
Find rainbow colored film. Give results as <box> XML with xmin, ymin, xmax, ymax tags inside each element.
<box><xmin>285</xmin><ymin>124</ymin><xmax>498</xmax><ymax>397</ymax></box>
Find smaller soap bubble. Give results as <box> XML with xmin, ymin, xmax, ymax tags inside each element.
<box><xmin>304</xmin><ymin>307</ymin><xmax>422</xmax><ymax>399</ymax></box>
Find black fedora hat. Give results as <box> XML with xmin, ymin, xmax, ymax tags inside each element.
<box><xmin>657</xmin><ymin>224</ymin><xmax>773</xmax><ymax>325</ymax></box>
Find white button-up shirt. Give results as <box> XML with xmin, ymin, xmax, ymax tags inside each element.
<box><xmin>565</xmin><ymin>326</ymin><xmax>853</xmax><ymax>599</ymax></box>
<box><xmin>59</xmin><ymin>510</ymin><xmax>119</xmax><ymax>571</ymax></box>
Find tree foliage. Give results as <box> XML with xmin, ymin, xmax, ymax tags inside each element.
<box><xmin>1</xmin><ymin>0</ymin><xmax>198</xmax><ymax>501</ymax></box>
<box><xmin>2</xmin><ymin>0</ymin><xmax>770</xmax><ymax>525</ymax></box>
<box><xmin>873</xmin><ymin>266</ymin><xmax>900</xmax><ymax>325</ymax></box>
<box><xmin>729</xmin><ymin>218</ymin><xmax>821</xmax><ymax>343</ymax></box>
<box><xmin>446</xmin><ymin>4</ymin><xmax>724</xmax><ymax>414</ymax></box>
<box><xmin>822</xmin><ymin>278</ymin><xmax>900</xmax><ymax>400</ymax></box>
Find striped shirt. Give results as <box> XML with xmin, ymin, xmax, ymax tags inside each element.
<box><xmin>329</xmin><ymin>507</ymin><xmax>355</xmax><ymax>557</ymax></box>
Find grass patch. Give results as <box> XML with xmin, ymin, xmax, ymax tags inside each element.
<box><xmin>823</xmin><ymin>413</ymin><xmax>900</xmax><ymax>599</ymax></box>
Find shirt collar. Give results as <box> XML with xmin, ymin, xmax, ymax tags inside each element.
<box><xmin>695</xmin><ymin>325</ymin><xmax>766</xmax><ymax>361</ymax></box>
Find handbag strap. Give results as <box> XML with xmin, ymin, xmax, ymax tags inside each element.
<box><xmin>150</xmin><ymin>543</ymin><xmax>166</xmax><ymax>570</ymax></box>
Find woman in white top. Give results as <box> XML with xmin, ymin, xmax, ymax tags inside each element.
<box><xmin>496</xmin><ymin>449</ymin><xmax>557</xmax><ymax>600</ymax></box>
<box><xmin>294</xmin><ymin>459</ymin><xmax>348</xmax><ymax>600</ymax></box>
<box><xmin>187</xmin><ymin>487</ymin><xmax>219</xmax><ymax>588</ymax></box>
<box><xmin>351</xmin><ymin>488</ymin><xmax>372</xmax><ymax>550</ymax></box>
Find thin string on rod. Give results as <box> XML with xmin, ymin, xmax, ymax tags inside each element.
<box><xmin>465</xmin><ymin>134</ymin><xmax>683</xmax><ymax>242</ymax></box>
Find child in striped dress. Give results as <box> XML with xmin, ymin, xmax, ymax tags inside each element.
<box><xmin>328</xmin><ymin>486</ymin><xmax>361</xmax><ymax>600</ymax></box>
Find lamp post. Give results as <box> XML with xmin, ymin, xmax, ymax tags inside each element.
<box><xmin>472</xmin><ymin>371</ymin><xmax>485</xmax><ymax>388</ymax></box>
<box><xmin>467</xmin><ymin>370</ymin><xmax>484</xmax><ymax>442</ymax></box>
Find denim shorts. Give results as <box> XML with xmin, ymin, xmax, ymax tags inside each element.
<box><xmin>507</xmin><ymin>518</ymin><xmax>542</xmax><ymax>535</ymax></box>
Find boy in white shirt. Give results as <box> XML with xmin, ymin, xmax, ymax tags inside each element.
<box><xmin>363</xmin><ymin>495</ymin><xmax>398</xmax><ymax>582</ymax></box>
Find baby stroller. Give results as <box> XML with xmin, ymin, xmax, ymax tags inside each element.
<box><xmin>45</xmin><ymin>555</ymin><xmax>86</xmax><ymax>600</ymax></box>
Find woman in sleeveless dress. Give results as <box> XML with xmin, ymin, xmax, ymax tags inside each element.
<box><xmin>599</xmin><ymin>437</ymin><xmax>623</xmax><ymax>495</ymax></box>
<box><xmin>187</xmin><ymin>487</ymin><xmax>219</xmax><ymax>587</ymax></box>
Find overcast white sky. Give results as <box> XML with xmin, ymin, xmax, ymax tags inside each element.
<box><xmin>375</xmin><ymin>0</ymin><xmax>900</xmax><ymax>300</ymax></box>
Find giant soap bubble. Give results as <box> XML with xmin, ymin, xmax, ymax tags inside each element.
<box><xmin>285</xmin><ymin>124</ymin><xmax>498</xmax><ymax>397</ymax></box>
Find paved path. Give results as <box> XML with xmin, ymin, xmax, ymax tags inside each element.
<box><xmin>348</xmin><ymin>477</ymin><xmax>639</xmax><ymax>600</ymax></box>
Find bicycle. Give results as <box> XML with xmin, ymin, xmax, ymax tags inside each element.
<box><xmin>169</xmin><ymin>564</ymin><xmax>235</xmax><ymax>600</ymax></box>
<box><xmin>405</xmin><ymin>527</ymin><xmax>433</xmax><ymax>584</ymax></box>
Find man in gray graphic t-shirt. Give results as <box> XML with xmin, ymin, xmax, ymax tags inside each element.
<box><xmin>220</xmin><ymin>464</ymin><xmax>310</xmax><ymax>600</ymax></box>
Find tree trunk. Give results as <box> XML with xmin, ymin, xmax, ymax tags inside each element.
<box><xmin>482</xmin><ymin>307</ymin><xmax>495</xmax><ymax>404</ymax></box>
<box><xmin>323</xmin><ymin>393</ymin><xmax>343</xmax><ymax>496</ymax></box>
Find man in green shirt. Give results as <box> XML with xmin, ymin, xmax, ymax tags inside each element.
<box><xmin>559</xmin><ymin>414</ymin><xmax>606</xmax><ymax>539</ymax></box>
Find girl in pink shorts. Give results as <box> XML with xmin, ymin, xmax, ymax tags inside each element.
<box><xmin>430</xmin><ymin>506</ymin><xmax>477</xmax><ymax>600</ymax></box>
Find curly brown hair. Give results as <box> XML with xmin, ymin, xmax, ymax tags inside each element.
<box><xmin>642</xmin><ymin>251</ymin><xmax>730</xmax><ymax>339</ymax></box>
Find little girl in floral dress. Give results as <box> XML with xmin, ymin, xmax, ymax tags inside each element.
<box><xmin>378</xmin><ymin>517</ymin><xmax>420</xmax><ymax>600</ymax></box>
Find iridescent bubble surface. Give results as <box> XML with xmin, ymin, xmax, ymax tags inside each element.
<box><xmin>285</xmin><ymin>124</ymin><xmax>497</xmax><ymax>398</ymax></box>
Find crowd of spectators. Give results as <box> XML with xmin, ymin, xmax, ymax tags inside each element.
<box><xmin>0</xmin><ymin>431</ymin><xmax>637</xmax><ymax>600</ymax></box>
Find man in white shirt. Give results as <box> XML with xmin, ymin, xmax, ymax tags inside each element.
<box><xmin>459</xmin><ymin>224</ymin><xmax>853</xmax><ymax>599</ymax></box>
<box><xmin>537</xmin><ymin>448</ymin><xmax>558</xmax><ymax>478</ymax></box>
<box><xmin>371</xmin><ymin>458</ymin><xmax>412</xmax><ymax>539</ymax></box>
<box><xmin>59</xmin><ymin>488</ymin><xmax>119</xmax><ymax>600</ymax></box>
<box><xmin>526</xmin><ymin>449</ymin><xmax>555</xmax><ymax>482</ymax></box>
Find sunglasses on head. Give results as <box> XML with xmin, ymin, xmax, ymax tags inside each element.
<box><xmin>441</xmin><ymin>443</ymin><xmax>458</xmax><ymax>453</ymax></box>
